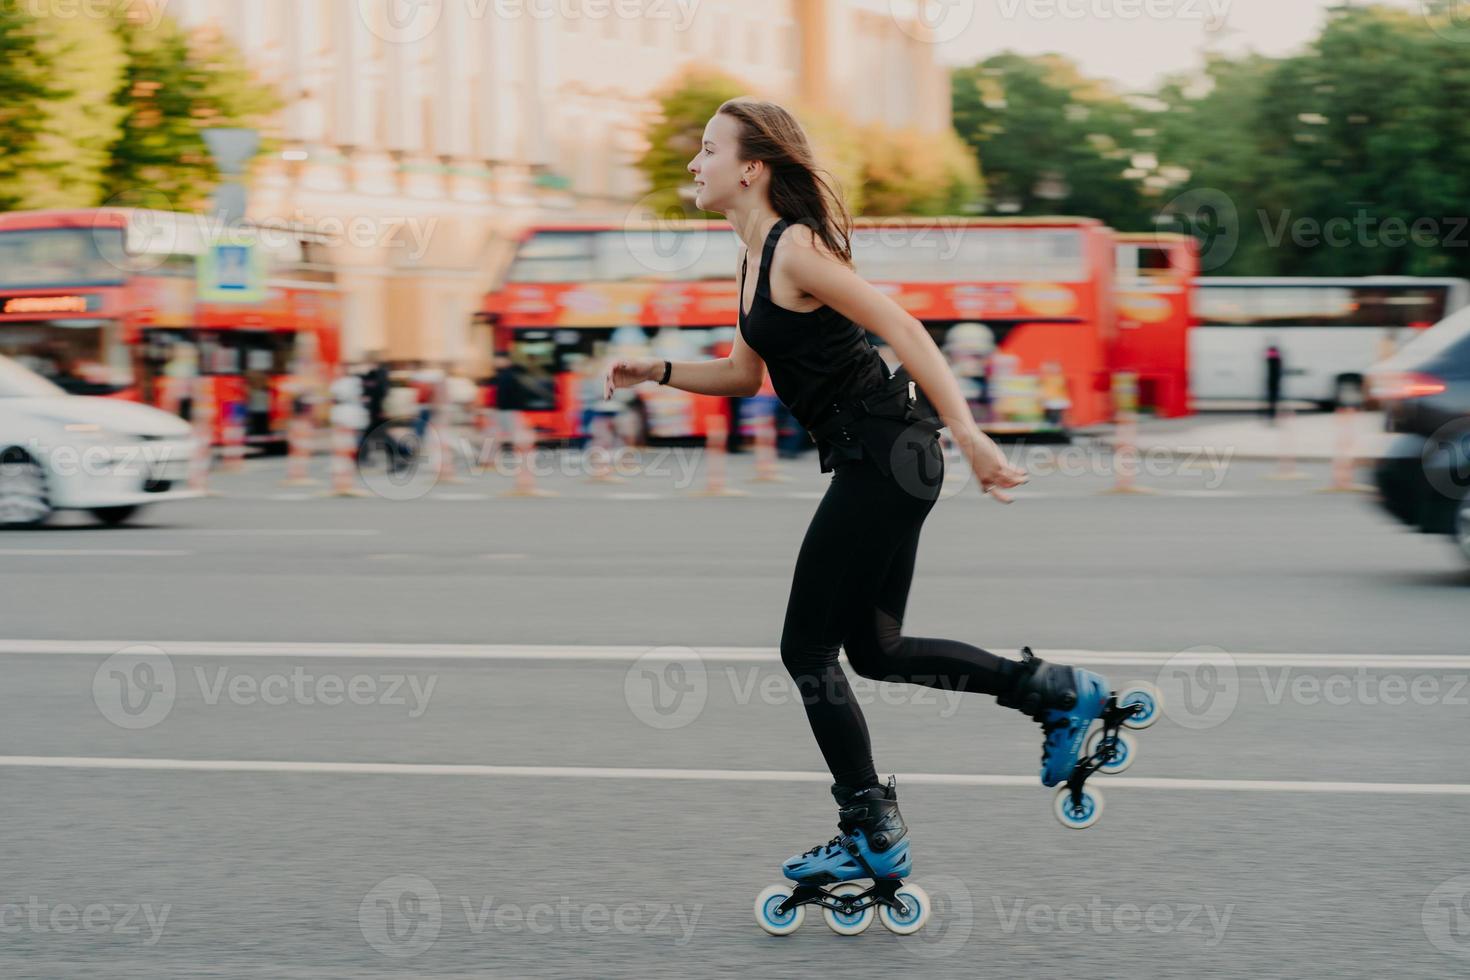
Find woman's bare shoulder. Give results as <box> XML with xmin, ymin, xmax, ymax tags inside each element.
<box><xmin>779</xmin><ymin>220</ymin><xmax>843</xmax><ymax>263</ymax></box>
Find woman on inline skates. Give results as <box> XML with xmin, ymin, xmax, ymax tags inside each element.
<box><xmin>604</xmin><ymin>99</ymin><xmax>1139</xmax><ymax>934</ymax></box>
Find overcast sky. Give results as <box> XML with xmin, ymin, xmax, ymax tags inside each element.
<box><xmin>926</xmin><ymin>0</ymin><xmax>1426</xmax><ymax>90</ymax></box>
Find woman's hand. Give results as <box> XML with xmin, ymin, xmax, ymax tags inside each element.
<box><xmin>603</xmin><ymin>358</ymin><xmax>662</xmax><ymax>399</ymax></box>
<box><xmin>962</xmin><ymin>430</ymin><xmax>1029</xmax><ymax>504</ymax></box>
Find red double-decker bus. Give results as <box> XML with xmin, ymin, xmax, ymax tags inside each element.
<box><xmin>0</xmin><ymin>208</ymin><xmax>341</xmax><ymax>447</ymax></box>
<box><xmin>1112</xmin><ymin>232</ymin><xmax>1196</xmax><ymax>418</ymax></box>
<box><xmin>477</xmin><ymin>219</ymin><xmax>736</xmax><ymax>441</ymax></box>
<box><xmin>478</xmin><ymin>217</ymin><xmax>1120</xmax><ymax>440</ymax></box>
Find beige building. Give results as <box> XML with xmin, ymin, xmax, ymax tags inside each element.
<box><xmin>169</xmin><ymin>0</ymin><xmax>952</xmax><ymax>367</ymax></box>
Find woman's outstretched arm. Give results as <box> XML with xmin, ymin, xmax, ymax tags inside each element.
<box><xmin>603</xmin><ymin>324</ymin><xmax>765</xmax><ymax>399</ymax></box>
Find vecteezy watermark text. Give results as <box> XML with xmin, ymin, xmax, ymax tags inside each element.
<box><xmin>993</xmin><ymin>895</ymin><xmax>1234</xmax><ymax>947</ymax></box>
<box><xmin>358</xmin><ymin>875</ymin><xmax>700</xmax><ymax>958</ymax></box>
<box><xmin>92</xmin><ymin>646</ymin><xmax>438</xmax><ymax>729</ymax></box>
<box><xmin>996</xmin><ymin>0</ymin><xmax>1230</xmax><ymax>28</ymax></box>
<box><xmin>0</xmin><ymin>898</ymin><xmax>170</xmax><ymax>946</ymax></box>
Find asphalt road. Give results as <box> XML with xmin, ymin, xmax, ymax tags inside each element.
<box><xmin>1</xmin><ymin>447</ymin><xmax>1467</xmax><ymax>978</ymax></box>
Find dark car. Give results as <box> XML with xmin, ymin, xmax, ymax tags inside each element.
<box><xmin>1369</xmin><ymin>309</ymin><xmax>1470</xmax><ymax>562</ymax></box>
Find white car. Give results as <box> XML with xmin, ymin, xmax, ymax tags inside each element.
<box><xmin>0</xmin><ymin>355</ymin><xmax>200</xmax><ymax>527</ymax></box>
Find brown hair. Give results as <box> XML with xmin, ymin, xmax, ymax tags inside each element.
<box><xmin>716</xmin><ymin>98</ymin><xmax>853</xmax><ymax>266</ymax></box>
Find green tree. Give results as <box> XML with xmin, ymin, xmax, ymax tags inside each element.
<box><xmin>1149</xmin><ymin>54</ymin><xmax>1282</xmax><ymax>274</ymax></box>
<box><xmin>1148</xmin><ymin>6</ymin><xmax>1470</xmax><ymax>278</ymax></box>
<box><xmin>951</xmin><ymin>53</ymin><xmax>1149</xmax><ymax>228</ymax></box>
<box><xmin>1250</xmin><ymin>4</ymin><xmax>1467</xmax><ymax>276</ymax></box>
<box><xmin>0</xmin><ymin>0</ymin><xmax>126</xmax><ymax>209</ymax></box>
<box><xmin>0</xmin><ymin>3</ymin><xmax>58</xmax><ymax>210</ymax></box>
<box><xmin>859</xmin><ymin>125</ymin><xmax>982</xmax><ymax>216</ymax></box>
<box><xmin>105</xmin><ymin>17</ymin><xmax>282</xmax><ymax>211</ymax></box>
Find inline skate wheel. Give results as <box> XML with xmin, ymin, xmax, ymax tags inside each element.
<box><xmin>755</xmin><ymin>884</ymin><xmax>804</xmax><ymax>936</ymax></box>
<box><xmin>822</xmin><ymin>882</ymin><xmax>874</xmax><ymax>935</ymax></box>
<box><xmin>1118</xmin><ymin>683</ymin><xmax>1162</xmax><ymax>730</ymax></box>
<box><xmin>1086</xmin><ymin>728</ymin><xmax>1137</xmax><ymax>775</ymax></box>
<box><xmin>1053</xmin><ymin>785</ymin><xmax>1104</xmax><ymax>830</ymax></box>
<box><xmin>878</xmin><ymin>883</ymin><xmax>930</xmax><ymax>935</ymax></box>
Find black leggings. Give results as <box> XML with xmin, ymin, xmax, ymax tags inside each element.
<box><xmin>780</xmin><ymin>429</ymin><xmax>1017</xmax><ymax>789</ymax></box>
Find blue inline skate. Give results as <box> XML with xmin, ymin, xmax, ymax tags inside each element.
<box><xmin>999</xmin><ymin>647</ymin><xmax>1162</xmax><ymax>830</ymax></box>
<box><xmin>754</xmin><ymin>776</ymin><xmax>931</xmax><ymax>936</ymax></box>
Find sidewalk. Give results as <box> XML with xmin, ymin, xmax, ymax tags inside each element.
<box><xmin>1095</xmin><ymin>410</ymin><xmax>1396</xmax><ymax>462</ymax></box>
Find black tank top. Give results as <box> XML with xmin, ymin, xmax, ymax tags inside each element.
<box><xmin>738</xmin><ymin>218</ymin><xmax>888</xmax><ymax>434</ymax></box>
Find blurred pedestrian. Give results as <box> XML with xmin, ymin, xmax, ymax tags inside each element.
<box><xmin>410</xmin><ymin>361</ymin><xmax>440</xmax><ymax>445</ymax></box>
<box><xmin>358</xmin><ymin>353</ymin><xmax>407</xmax><ymax>470</ymax></box>
<box><xmin>1265</xmin><ymin>342</ymin><xmax>1284</xmax><ymax>423</ymax></box>
<box><xmin>604</xmin><ymin>99</ymin><xmax>1113</xmax><ymax>886</ymax></box>
<box><xmin>245</xmin><ymin>369</ymin><xmax>272</xmax><ymax>440</ymax></box>
<box><xmin>491</xmin><ymin>352</ymin><xmax>524</xmax><ymax>432</ymax></box>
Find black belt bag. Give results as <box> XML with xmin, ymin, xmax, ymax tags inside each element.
<box><xmin>807</xmin><ymin>365</ymin><xmax>941</xmax><ymax>444</ymax></box>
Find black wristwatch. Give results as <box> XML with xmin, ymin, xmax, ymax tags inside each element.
<box><xmin>658</xmin><ymin>360</ymin><xmax>672</xmax><ymax>385</ymax></box>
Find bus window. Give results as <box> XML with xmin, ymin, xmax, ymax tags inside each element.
<box><xmin>1200</xmin><ymin>284</ymin><xmax>1451</xmax><ymax>329</ymax></box>
<box><xmin>852</xmin><ymin>228</ymin><xmax>1086</xmax><ymax>283</ymax></box>
<box><xmin>1347</xmin><ymin>287</ymin><xmax>1447</xmax><ymax>328</ymax></box>
<box><xmin>1254</xmin><ymin>287</ymin><xmax>1355</xmax><ymax>326</ymax></box>
<box><xmin>1128</xmin><ymin>246</ymin><xmax>1176</xmax><ymax>278</ymax></box>
<box><xmin>1196</xmin><ymin>286</ymin><xmax>1259</xmax><ymax>326</ymax></box>
<box><xmin>506</xmin><ymin>232</ymin><xmax>596</xmax><ymax>283</ymax></box>
<box><xmin>598</xmin><ymin>229</ymin><xmax>738</xmax><ymax>281</ymax></box>
<box><xmin>0</xmin><ymin>228</ymin><xmax>129</xmax><ymax>289</ymax></box>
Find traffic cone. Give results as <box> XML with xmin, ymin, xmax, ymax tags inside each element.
<box><xmin>468</xmin><ymin>405</ymin><xmax>498</xmax><ymax>475</ymax></box>
<box><xmin>280</xmin><ymin>413</ymin><xmax>318</xmax><ymax>487</ymax></box>
<box><xmin>502</xmin><ymin>413</ymin><xmax>558</xmax><ymax>498</ymax></box>
<box><xmin>431</xmin><ymin>420</ymin><xmax>462</xmax><ymax>486</ymax></box>
<box><xmin>432</xmin><ymin>391</ymin><xmax>463</xmax><ymax>485</ymax></box>
<box><xmin>1101</xmin><ymin>411</ymin><xmax>1156</xmax><ymax>495</ymax></box>
<box><xmin>748</xmin><ymin>411</ymin><xmax>788</xmax><ymax>483</ymax></box>
<box><xmin>1265</xmin><ymin>404</ymin><xmax>1309</xmax><ymax>481</ymax></box>
<box><xmin>585</xmin><ymin>414</ymin><xmax>625</xmax><ymax>484</ymax></box>
<box><xmin>1317</xmin><ymin>405</ymin><xmax>1372</xmax><ymax>494</ymax></box>
<box><xmin>691</xmin><ymin>414</ymin><xmax>747</xmax><ymax>497</ymax></box>
<box><xmin>188</xmin><ymin>377</ymin><xmax>217</xmax><ymax>496</ymax></box>
<box><xmin>325</xmin><ymin>419</ymin><xmax>368</xmax><ymax>497</ymax></box>
<box><xmin>220</xmin><ymin>402</ymin><xmax>247</xmax><ymax>473</ymax></box>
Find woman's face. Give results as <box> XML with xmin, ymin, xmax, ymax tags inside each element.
<box><xmin>687</xmin><ymin>112</ymin><xmax>750</xmax><ymax>214</ymax></box>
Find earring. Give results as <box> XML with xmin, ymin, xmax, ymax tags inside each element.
<box><xmin>740</xmin><ymin>178</ymin><xmax>750</xmax><ymax>187</ymax></box>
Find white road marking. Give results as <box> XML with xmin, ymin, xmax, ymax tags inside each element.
<box><xmin>0</xmin><ymin>640</ymin><xmax>1463</xmax><ymax>669</ymax></box>
<box><xmin>168</xmin><ymin>529</ymin><xmax>380</xmax><ymax>537</ymax></box>
<box><xmin>0</xmin><ymin>549</ymin><xmax>192</xmax><ymax>557</ymax></box>
<box><xmin>1</xmin><ymin>755</ymin><xmax>1465</xmax><ymax>796</ymax></box>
